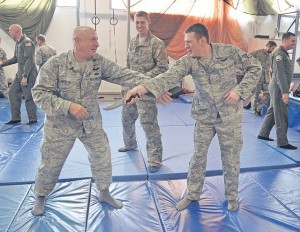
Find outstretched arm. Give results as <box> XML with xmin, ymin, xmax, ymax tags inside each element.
<box><xmin>124</xmin><ymin>85</ymin><xmax>173</xmax><ymax>106</ymax></box>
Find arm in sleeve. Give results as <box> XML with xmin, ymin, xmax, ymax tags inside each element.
<box><xmin>32</xmin><ymin>59</ymin><xmax>71</xmax><ymax>117</ymax></box>
<box><xmin>233</xmin><ymin>48</ymin><xmax>262</xmax><ymax>100</ymax></box>
<box><xmin>1</xmin><ymin>45</ymin><xmax>17</xmax><ymax>67</ymax></box>
<box><xmin>145</xmin><ymin>41</ymin><xmax>169</xmax><ymax>77</ymax></box>
<box><xmin>143</xmin><ymin>57</ymin><xmax>190</xmax><ymax>98</ymax></box>
<box><xmin>35</xmin><ymin>48</ymin><xmax>42</xmax><ymax>67</ymax></box>
<box><xmin>2</xmin><ymin>50</ymin><xmax>7</xmax><ymax>61</ymax></box>
<box><xmin>23</xmin><ymin>42</ymin><xmax>35</xmax><ymax>77</ymax></box>
<box><xmin>100</xmin><ymin>55</ymin><xmax>150</xmax><ymax>88</ymax></box>
<box><xmin>273</xmin><ymin>56</ymin><xmax>290</xmax><ymax>94</ymax></box>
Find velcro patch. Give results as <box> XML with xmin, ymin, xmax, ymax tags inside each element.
<box><xmin>275</xmin><ymin>55</ymin><xmax>282</xmax><ymax>61</ymax></box>
<box><xmin>25</xmin><ymin>41</ymin><xmax>32</xmax><ymax>47</ymax></box>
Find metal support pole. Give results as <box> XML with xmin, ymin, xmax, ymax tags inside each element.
<box><xmin>127</xmin><ymin>0</ymin><xmax>131</xmax><ymax>50</ymax></box>
<box><xmin>292</xmin><ymin>11</ymin><xmax>299</xmax><ymax>70</ymax></box>
<box><xmin>76</xmin><ymin>0</ymin><xmax>80</xmax><ymax>26</ymax></box>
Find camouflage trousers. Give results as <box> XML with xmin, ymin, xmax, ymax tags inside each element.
<box><xmin>187</xmin><ymin>118</ymin><xmax>242</xmax><ymax>201</ymax></box>
<box><xmin>252</xmin><ymin>91</ymin><xmax>270</xmax><ymax>112</ymax></box>
<box><xmin>121</xmin><ymin>97</ymin><xmax>162</xmax><ymax>167</ymax></box>
<box><xmin>0</xmin><ymin>68</ymin><xmax>8</xmax><ymax>98</ymax></box>
<box><xmin>34</xmin><ymin>121</ymin><xmax>112</xmax><ymax>196</ymax></box>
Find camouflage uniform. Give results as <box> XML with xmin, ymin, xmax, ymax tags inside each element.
<box><xmin>32</xmin><ymin>50</ymin><xmax>148</xmax><ymax>196</ymax></box>
<box><xmin>142</xmin><ymin>43</ymin><xmax>261</xmax><ymax>201</ymax></box>
<box><xmin>121</xmin><ymin>32</ymin><xmax>168</xmax><ymax>167</ymax></box>
<box><xmin>0</xmin><ymin>47</ymin><xmax>8</xmax><ymax>98</ymax></box>
<box><xmin>258</xmin><ymin>46</ymin><xmax>293</xmax><ymax>146</ymax></box>
<box><xmin>1</xmin><ymin>35</ymin><xmax>38</xmax><ymax>121</ymax></box>
<box><xmin>250</xmin><ymin>49</ymin><xmax>272</xmax><ymax>113</ymax></box>
<box><xmin>35</xmin><ymin>43</ymin><xmax>57</xmax><ymax>70</ymax></box>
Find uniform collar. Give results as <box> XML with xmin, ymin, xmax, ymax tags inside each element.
<box><xmin>279</xmin><ymin>45</ymin><xmax>289</xmax><ymax>55</ymax></box>
<box><xmin>133</xmin><ymin>31</ymin><xmax>152</xmax><ymax>46</ymax></box>
<box><xmin>66</xmin><ymin>50</ymin><xmax>95</xmax><ymax>75</ymax></box>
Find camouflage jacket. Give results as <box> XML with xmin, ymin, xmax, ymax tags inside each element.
<box><xmin>32</xmin><ymin>50</ymin><xmax>149</xmax><ymax>133</ymax></box>
<box><xmin>36</xmin><ymin>44</ymin><xmax>57</xmax><ymax>68</ymax></box>
<box><xmin>250</xmin><ymin>48</ymin><xmax>272</xmax><ymax>92</ymax></box>
<box><xmin>143</xmin><ymin>43</ymin><xmax>261</xmax><ymax>124</ymax></box>
<box><xmin>127</xmin><ymin>32</ymin><xmax>168</xmax><ymax>78</ymax></box>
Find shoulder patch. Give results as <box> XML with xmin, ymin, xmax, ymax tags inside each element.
<box><xmin>25</xmin><ymin>41</ymin><xmax>32</xmax><ymax>47</ymax></box>
<box><xmin>246</xmin><ymin>53</ymin><xmax>252</xmax><ymax>58</ymax></box>
<box><xmin>275</xmin><ymin>55</ymin><xmax>282</xmax><ymax>61</ymax></box>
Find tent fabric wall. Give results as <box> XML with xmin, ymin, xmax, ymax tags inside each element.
<box><xmin>0</xmin><ymin>0</ymin><xmax>57</xmax><ymax>41</ymax></box>
<box><xmin>147</xmin><ymin>0</ymin><xmax>247</xmax><ymax>60</ymax></box>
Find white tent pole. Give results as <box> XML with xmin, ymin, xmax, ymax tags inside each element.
<box><xmin>127</xmin><ymin>0</ymin><xmax>131</xmax><ymax>50</ymax></box>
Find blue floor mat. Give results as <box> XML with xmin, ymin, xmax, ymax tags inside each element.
<box><xmin>2</xmin><ymin>180</ymin><xmax>164</xmax><ymax>232</ymax></box>
<box><xmin>243</xmin><ymin>121</ymin><xmax>300</xmax><ymax>163</ymax></box>
<box><xmin>136</xmin><ymin>126</ymin><xmax>297</xmax><ymax>180</ymax></box>
<box><xmin>0</xmin><ymin>103</ymin><xmax>45</xmax><ymax>133</ymax></box>
<box><xmin>0</xmin><ymin>184</ymin><xmax>31</xmax><ymax>231</ymax></box>
<box><xmin>87</xmin><ymin>181</ymin><xmax>163</xmax><ymax>232</ymax></box>
<box><xmin>0</xmin><ymin>127</ymin><xmax>147</xmax><ymax>185</ymax></box>
<box><xmin>7</xmin><ymin>180</ymin><xmax>91</xmax><ymax>232</ymax></box>
<box><xmin>150</xmin><ymin>168</ymin><xmax>300</xmax><ymax>232</ymax></box>
<box><xmin>178</xmin><ymin>93</ymin><xmax>193</xmax><ymax>103</ymax></box>
<box><xmin>0</xmin><ymin>133</ymin><xmax>34</xmax><ymax>173</ymax></box>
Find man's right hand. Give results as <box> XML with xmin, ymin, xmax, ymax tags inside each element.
<box><xmin>69</xmin><ymin>103</ymin><xmax>89</xmax><ymax>119</ymax></box>
<box><xmin>124</xmin><ymin>85</ymin><xmax>149</xmax><ymax>104</ymax></box>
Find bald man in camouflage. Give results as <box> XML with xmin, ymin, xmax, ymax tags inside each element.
<box><xmin>118</xmin><ymin>11</ymin><xmax>169</xmax><ymax>173</ymax></box>
<box><xmin>125</xmin><ymin>23</ymin><xmax>261</xmax><ymax>211</ymax></box>
<box><xmin>31</xmin><ymin>26</ymin><xmax>149</xmax><ymax>216</ymax></box>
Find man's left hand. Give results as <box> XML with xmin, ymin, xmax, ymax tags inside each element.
<box><xmin>21</xmin><ymin>77</ymin><xmax>28</xmax><ymax>86</ymax></box>
<box><xmin>282</xmin><ymin>93</ymin><xmax>289</xmax><ymax>104</ymax></box>
<box><xmin>157</xmin><ymin>92</ymin><xmax>173</xmax><ymax>107</ymax></box>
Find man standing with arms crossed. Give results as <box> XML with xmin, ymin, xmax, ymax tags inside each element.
<box><xmin>258</xmin><ymin>32</ymin><xmax>297</xmax><ymax>150</ymax></box>
<box><xmin>0</xmin><ymin>24</ymin><xmax>38</xmax><ymax>125</ymax></box>
<box><xmin>118</xmin><ymin>11</ymin><xmax>169</xmax><ymax>173</ymax></box>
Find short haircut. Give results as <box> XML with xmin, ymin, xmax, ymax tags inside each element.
<box><xmin>266</xmin><ymin>40</ymin><xmax>277</xmax><ymax>47</ymax></box>
<box><xmin>135</xmin><ymin>11</ymin><xmax>150</xmax><ymax>21</ymax></box>
<box><xmin>282</xmin><ymin>32</ymin><xmax>296</xmax><ymax>40</ymax></box>
<box><xmin>296</xmin><ymin>57</ymin><xmax>300</xmax><ymax>62</ymax></box>
<box><xmin>185</xmin><ymin>23</ymin><xmax>210</xmax><ymax>43</ymax></box>
<box><xmin>36</xmin><ymin>34</ymin><xmax>46</xmax><ymax>42</ymax></box>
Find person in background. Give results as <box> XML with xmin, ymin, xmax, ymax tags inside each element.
<box><xmin>258</xmin><ymin>32</ymin><xmax>297</xmax><ymax>150</ymax></box>
<box><xmin>296</xmin><ymin>57</ymin><xmax>300</xmax><ymax>67</ymax></box>
<box><xmin>35</xmin><ymin>34</ymin><xmax>57</xmax><ymax>70</ymax></box>
<box><xmin>250</xmin><ymin>40</ymin><xmax>277</xmax><ymax>116</ymax></box>
<box><xmin>31</xmin><ymin>26</ymin><xmax>150</xmax><ymax>216</ymax></box>
<box><xmin>0</xmin><ymin>37</ymin><xmax>9</xmax><ymax>98</ymax></box>
<box><xmin>118</xmin><ymin>11</ymin><xmax>169</xmax><ymax>173</ymax></box>
<box><xmin>124</xmin><ymin>23</ymin><xmax>261</xmax><ymax>211</ymax></box>
<box><xmin>0</xmin><ymin>24</ymin><xmax>38</xmax><ymax>125</ymax></box>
